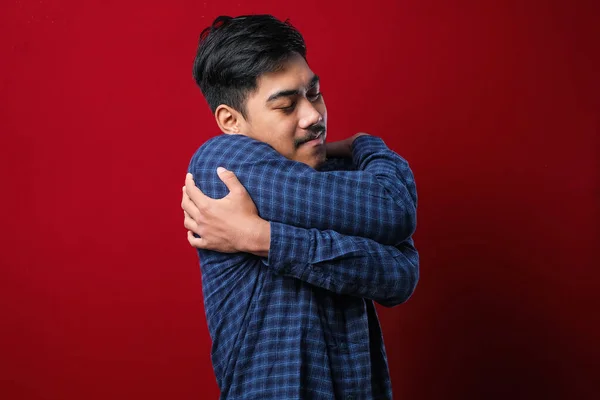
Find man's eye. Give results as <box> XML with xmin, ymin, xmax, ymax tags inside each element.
<box><xmin>279</xmin><ymin>102</ymin><xmax>297</xmax><ymax>113</ymax></box>
<box><xmin>308</xmin><ymin>92</ymin><xmax>323</xmax><ymax>102</ymax></box>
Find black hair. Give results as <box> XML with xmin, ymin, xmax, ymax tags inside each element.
<box><xmin>192</xmin><ymin>15</ymin><xmax>307</xmax><ymax>118</ymax></box>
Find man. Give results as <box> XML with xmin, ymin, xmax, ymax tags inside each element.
<box><xmin>181</xmin><ymin>15</ymin><xmax>419</xmax><ymax>399</ymax></box>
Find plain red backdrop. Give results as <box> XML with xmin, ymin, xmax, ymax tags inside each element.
<box><xmin>1</xmin><ymin>0</ymin><xmax>598</xmax><ymax>399</ymax></box>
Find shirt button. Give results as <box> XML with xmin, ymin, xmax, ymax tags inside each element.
<box><xmin>346</xmin><ymin>396</ymin><xmax>354</xmax><ymax>400</ymax></box>
<box><xmin>338</xmin><ymin>342</ymin><xmax>347</xmax><ymax>350</ymax></box>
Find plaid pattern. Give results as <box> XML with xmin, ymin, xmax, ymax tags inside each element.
<box><xmin>188</xmin><ymin>134</ymin><xmax>419</xmax><ymax>399</ymax></box>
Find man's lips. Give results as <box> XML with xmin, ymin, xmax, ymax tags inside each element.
<box><xmin>301</xmin><ymin>131</ymin><xmax>325</xmax><ymax>145</ymax></box>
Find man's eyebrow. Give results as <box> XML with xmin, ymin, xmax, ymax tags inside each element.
<box><xmin>266</xmin><ymin>75</ymin><xmax>321</xmax><ymax>103</ymax></box>
<box><xmin>308</xmin><ymin>75</ymin><xmax>320</xmax><ymax>89</ymax></box>
<box><xmin>266</xmin><ymin>89</ymin><xmax>299</xmax><ymax>103</ymax></box>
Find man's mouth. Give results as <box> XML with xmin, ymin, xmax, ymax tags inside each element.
<box><xmin>303</xmin><ymin>135</ymin><xmax>323</xmax><ymax>146</ymax></box>
<box><xmin>304</xmin><ymin>130</ymin><xmax>325</xmax><ymax>144</ymax></box>
<box><xmin>311</xmin><ymin>131</ymin><xmax>325</xmax><ymax>142</ymax></box>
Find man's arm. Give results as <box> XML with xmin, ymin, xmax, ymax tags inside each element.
<box><xmin>188</xmin><ymin>134</ymin><xmax>417</xmax><ymax>246</ymax></box>
<box><xmin>266</xmin><ymin>223</ymin><xmax>419</xmax><ymax>307</ymax></box>
<box><xmin>182</xmin><ymin>166</ymin><xmax>419</xmax><ymax>306</ymax></box>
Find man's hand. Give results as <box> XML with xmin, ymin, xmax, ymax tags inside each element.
<box><xmin>325</xmin><ymin>132</ymin><xmax>369</xmax><ymax>158</ymax></box>
<box><xmin>182</xmin><ymin>168</ymin><xmax>270</xmax><ymax>257</ymax></box>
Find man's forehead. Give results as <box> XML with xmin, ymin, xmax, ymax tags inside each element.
<box><xmin>256</xmin><ymin>58</ymin><xmax>317</xmax><ymax>94</ymax></box>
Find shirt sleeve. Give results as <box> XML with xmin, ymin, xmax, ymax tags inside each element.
<box><xmin>264</xmin><ymin>221</ymin><xmax>419</xmax><ymax>307</ymax></box>
<box><xmin>188</xmin><ymin>134</ymin><xmax>417</xmax><ymax>246</ymax></box>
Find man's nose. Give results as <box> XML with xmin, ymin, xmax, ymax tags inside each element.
<box><xmin>298</xmin><ymin>99</ymin><xmax>323</xmax><ymax>129</ymax></box>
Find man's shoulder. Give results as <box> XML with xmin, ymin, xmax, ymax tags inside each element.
<box><xmin>189</xmin><ymin>133</ymin><xmax>278</xmax><ymax>171</ymax></box>
<box><xmin>195</xmin><ymin>133</ymin><xmax>254</xmax><ymax>156</ymax></box>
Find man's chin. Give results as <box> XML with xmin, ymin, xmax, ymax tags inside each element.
<box><xmin>308</xmin><ymin>152</ymin><xmax>327</xmax><ymax>169</ymax></box>
<box><xmin>295</xmin><ymin>144</ymin><xmax>326</xmax><ymax>169</ymax></box>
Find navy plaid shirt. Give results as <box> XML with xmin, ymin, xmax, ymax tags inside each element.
<box><xmin>188</xmin><ymin>134</ymin><xmax>419</xmax><ymax>399</ymax></box>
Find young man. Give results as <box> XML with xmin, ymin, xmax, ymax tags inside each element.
<box><xmin>181</xmin><ymin>15</ymin><xmax>419</xmax><ymax>399</ymax></box>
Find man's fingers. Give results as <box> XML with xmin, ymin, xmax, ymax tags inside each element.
<box><xmin>187</xmin><ymin>230</ymin><xmax>208</xmax><ymax>249</ymax></box>
<box><xmin>185</xmin><ymin>173</ymin><xmax>212</xmax><ymax>206</ymax></box>
<box><xmin>216</xmin><ymin>167</ymin><xmax>247</xmax><ymax>195</ymax></box>
<box><xmin>184</xmin><ymin>211</ymin><xmax>199</xmax><ymax>232</ymax></box>
<box><xmin>181</xmin><ymin>186</ymin><xmax>202</xmax><ymax>222</ymax></box>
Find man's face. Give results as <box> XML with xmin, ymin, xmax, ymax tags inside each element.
<box><xmin>240</xmin><ymin>53</ymin><xmax>327</xmax><ymax>169</ymax></box>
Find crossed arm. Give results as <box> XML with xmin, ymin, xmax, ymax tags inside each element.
<box><xmin>182</xmin><ymin>134</ymin><xmax>419</xmax><ymax>306</ymax></box>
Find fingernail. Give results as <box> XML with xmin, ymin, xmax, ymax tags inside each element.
<box><xmin>217</xmin><ymin>167</ymin><xmax>226</xmax><ymax>174</ymax></box>
<box><xmin>186</xmin><ymin>173</ymin><xmax>193</xmax><ymax>179</ymax></box>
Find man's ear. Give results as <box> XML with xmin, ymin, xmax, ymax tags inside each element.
<box><xmin>215</xmin><ymin>105</ymin><xmax>243</xmax><ymax>134</ymax></box>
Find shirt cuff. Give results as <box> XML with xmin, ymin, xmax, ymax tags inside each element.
<box><xmin>263</xmin><ymin>221</ymin><xmax>312</xmax><ymax>276</ymax></box>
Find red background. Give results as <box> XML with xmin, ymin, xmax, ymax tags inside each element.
<box><xmin>1</xmin><ymin>1</ymin><xmax>598</xmax><ymax>399</ymax></box>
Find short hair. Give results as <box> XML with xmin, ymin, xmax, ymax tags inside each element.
<box><xmin>192</xmin><ymin>15</ymin><xmax>307</xmax><ymax>118</ymax></box>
